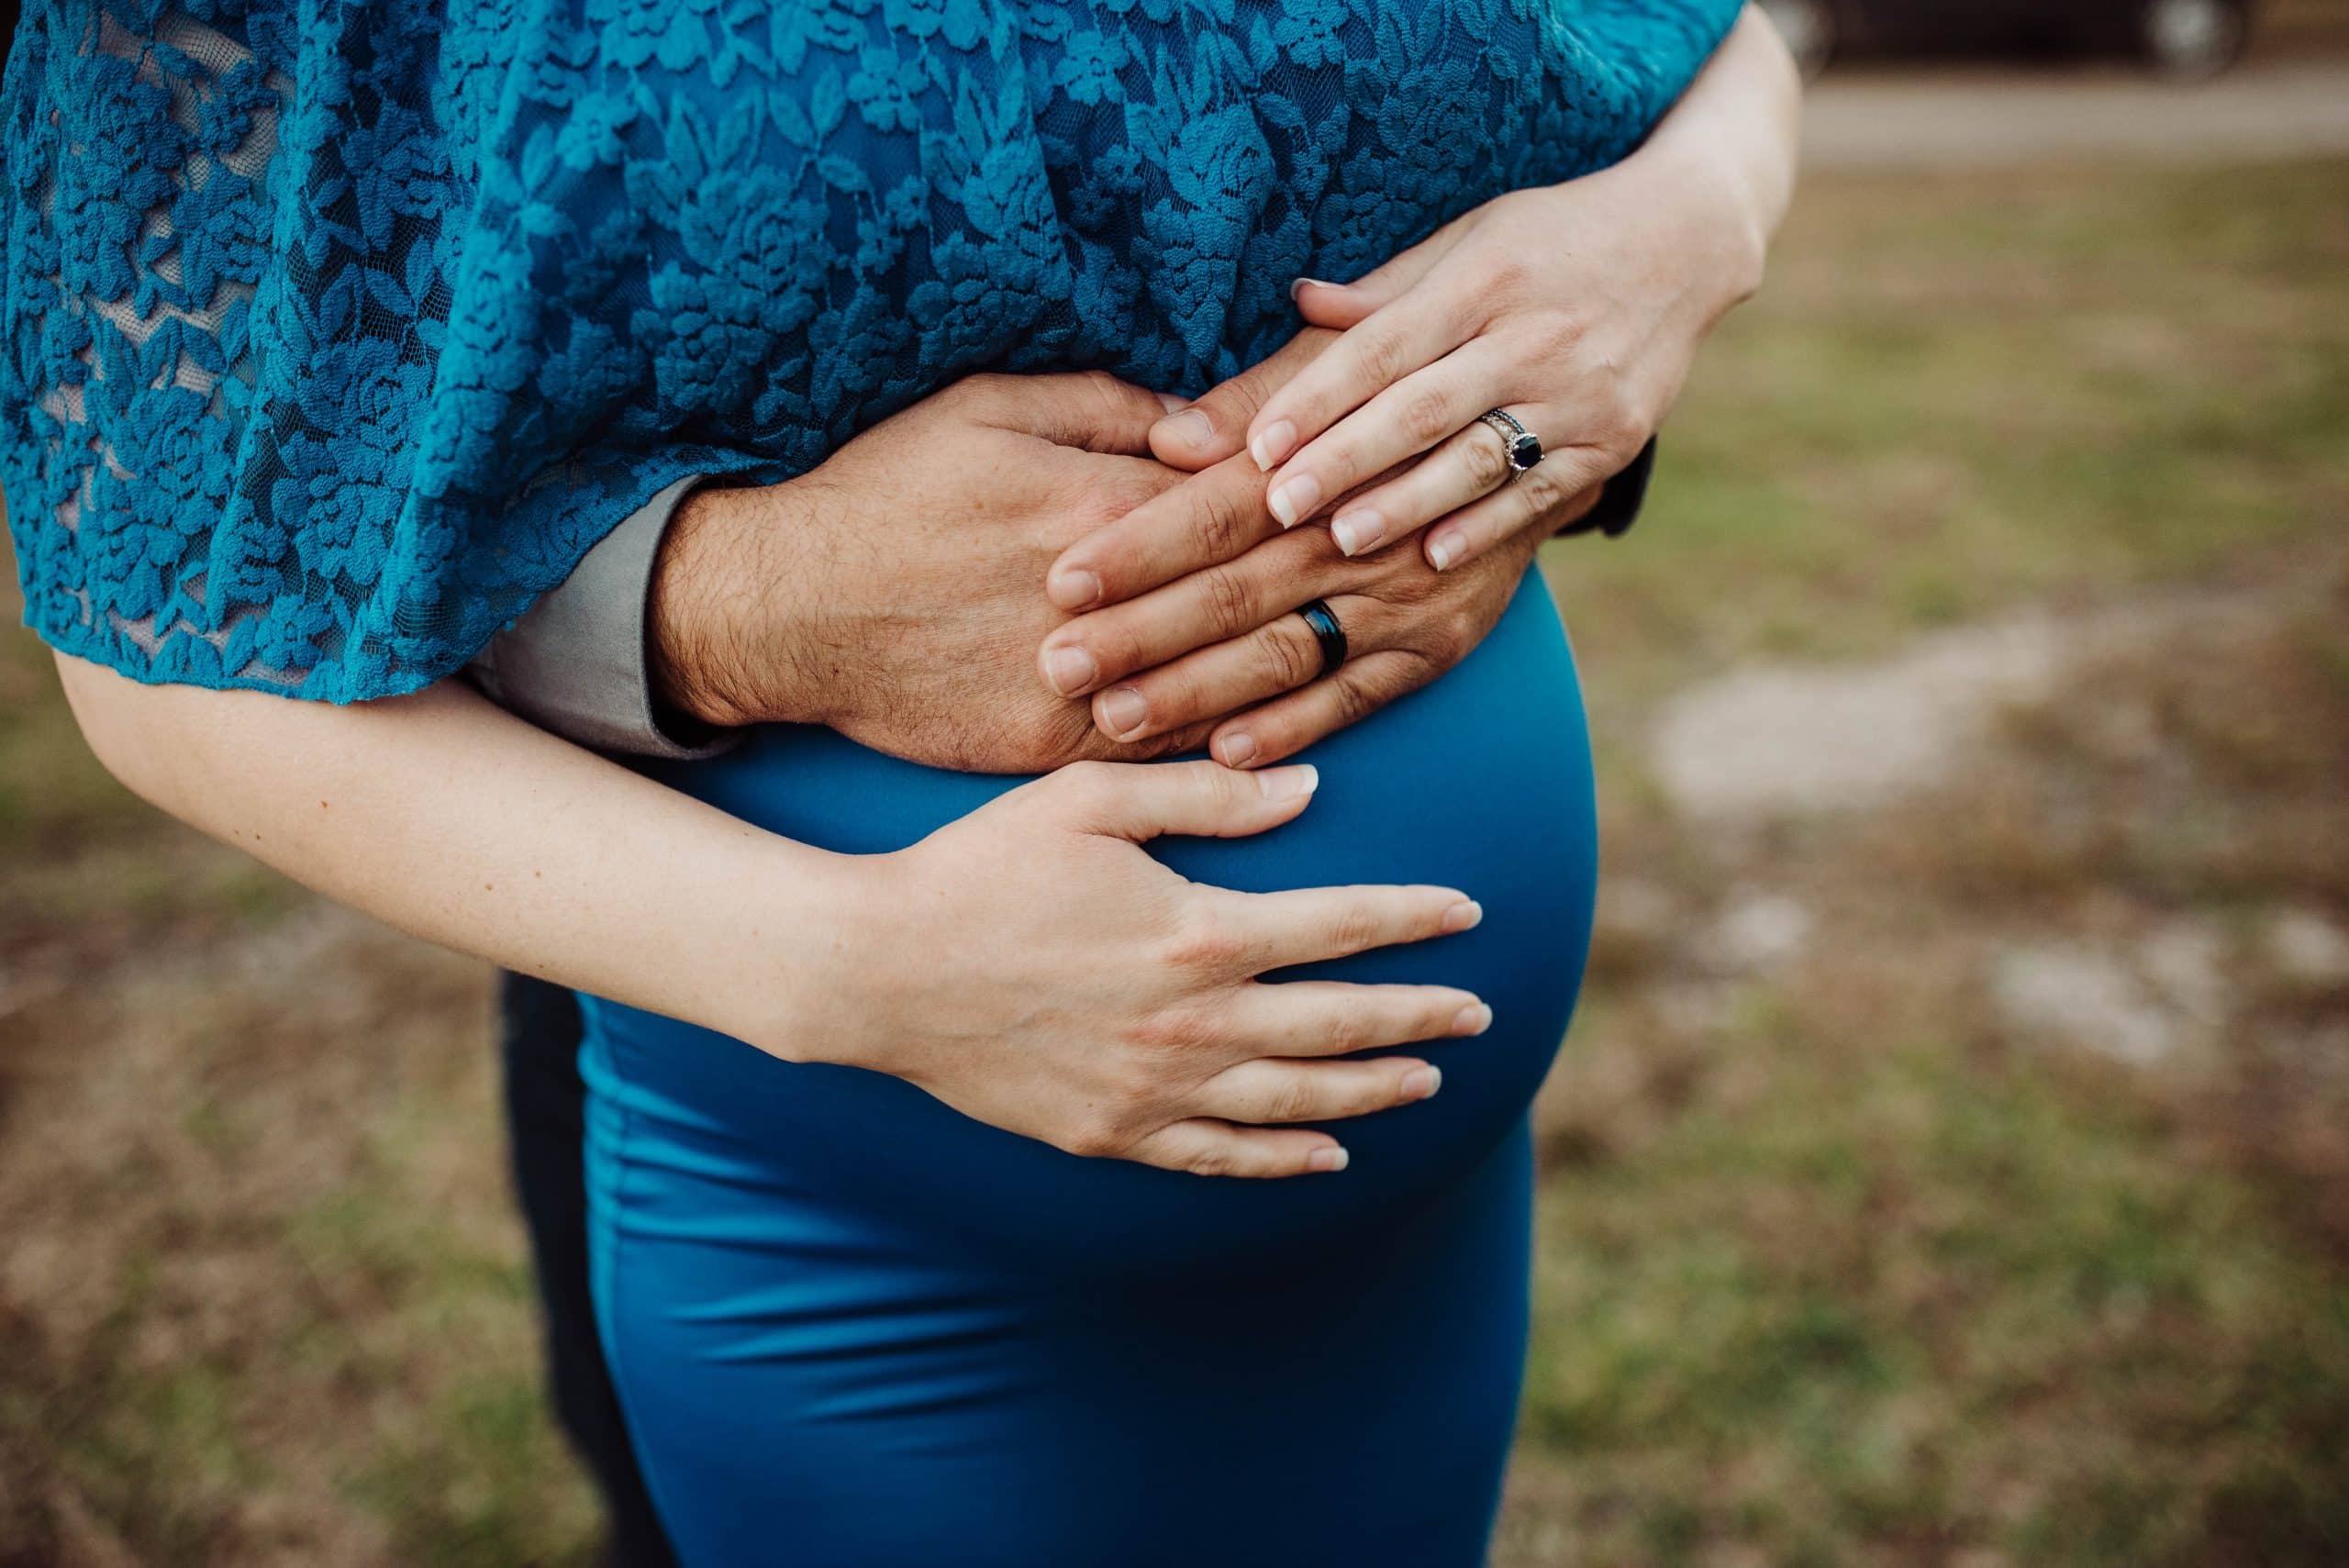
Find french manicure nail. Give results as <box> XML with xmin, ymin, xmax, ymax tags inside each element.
<box><xmin>1453</xmin><ymin>1003</ymin><xmax>1493</xmax><ymax>1037</ymax></box>
<box><xmin>1050</xmin><ymin>567</ymin><xmax>1103</xmax><ymax>611</ymax></box>
<box><xmin>1044</xmin><ymin>645</ymin><xmax>1097</xmax><ymax>695</ymax></box>
<box><xmin>1442</xmin><ymin>899</ymin><xmax>1484</xmax><ymax>933</ymax></box>
<box><xmin>1330</xmin><ymin>506</ymin><xmax>1381</xmax><ymax>556</ymax></box>
<box><xmin>1257</xmin><ymin>763</ymin><xmax>1319</xmax><ymax>801</ymax></box>
<box><xmin>1401</xmin><ymin>1066</ymin><xmax>1442</xmax><ymax>1102</ymax></box>
<box><xmin>1251</xmin><ymin>419</ymin><xmax>1297</xmax><ymax>473</ymax></box>
<box><xmin>1289</xmin><ymin>277</ymin><xmax>1334</xmax><ymax>300</ymax></box>
<box><xmin>1219</xmin><ymin>731</ymin><xmax>1258</xmax><ymax>767</ymax></box>
<box><xmin>1160</xmin><ymin>408</ymin><xmax>1213</xmax><ymax>448</ymax></box>
<box><xmin>1098</xmin><ymin>684</ymin><xmax>1148</xmax><ymax>738</ymax></box>
<box><xmin>1267</xmin><ymin>472</ymin><xmax>1321</xmax><ymax>529</ymax></box>
<box><xmin>1308</xmin><ymin>1145</ymin><xmax>1351</xmax><ymax>1173</ymax></box>
<box><xmin>1429</xmin><ymin>534</ymin><xmax>1460</xmax><ymax>572</ymax></box>
<box><xmin>1156</xmin><ymin>392</ymin><xmax>1191</xmax><ymax>413</ymax></box>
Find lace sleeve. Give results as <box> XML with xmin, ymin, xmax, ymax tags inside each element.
<box><xmin>0</xmin><ymin>0</ymin><xmax>723</xmax><ymax>701</ymax></box>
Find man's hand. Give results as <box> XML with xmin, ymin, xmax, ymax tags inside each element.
<box><xmin>649</xmin><ymin>372</ymin><xmax>1212</xmax><ymax>773</ymax></box>
<box><xmin>1038</xmin><ymin>333</ymin><xmax>1601</xmax><ymax>769</ymax></box>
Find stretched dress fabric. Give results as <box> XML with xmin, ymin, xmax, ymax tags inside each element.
<box><xmin>2</xmin><ymin>0</ymin><xmax>1737</xmax><ymax>701</ymax></box>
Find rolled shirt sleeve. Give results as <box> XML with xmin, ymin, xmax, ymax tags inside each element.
<box><xmin>468</xmin><ymin>478</ymin><xmax>740</xmax><ymax>760</ymax></box>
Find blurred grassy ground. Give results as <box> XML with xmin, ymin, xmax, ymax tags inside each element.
<box><xmin>3</xmin><ymin>159</ymin><xmax>2345</xmax><ymax>1566</ymax></box>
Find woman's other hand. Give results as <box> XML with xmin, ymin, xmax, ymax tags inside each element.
<box><xmin>1208</xmin><ymin>4</ymin><xmax>1800</xmax><ymax>572</ymax></box>
<box><xmin>796</xmin><ymin>760</ymin><xmax>1491</xmax><ymax>1178</ymax></box>
<box><xmin>1041</xmin><ymin>330</ymin><xmax>1602</xmax><ymax>768</ymax></box>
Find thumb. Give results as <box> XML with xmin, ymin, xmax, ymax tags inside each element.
<box><xmin>1289</xmin><ymin>218</ymin><xmax>1465</xmax><ymax>328</ymax></box>
<box><xmin>1004</xmin><ymin>371</ymin><xmax>1187</xmax><ymax>456</ymax></box>
<box><xmin>1149</xmin><ymin>328</ymin><xmax>1338</xmax><ymax>471</ymax></box>
<box><xmin>1049</xmin><ymin>759</ymin><xmax>1320</xmax><ymax>843</ymax></box>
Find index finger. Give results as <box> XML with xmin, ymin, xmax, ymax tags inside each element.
<box><xmin>1044</xmin><ymin>452</ymin><xmax>1286</xmax><ymax>613</ymax></box>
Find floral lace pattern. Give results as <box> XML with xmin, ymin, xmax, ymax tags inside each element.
<box><xmin>3</xmin><ymin>0</ymin><xmax>1735</xmax><ymax>701</ymax></box>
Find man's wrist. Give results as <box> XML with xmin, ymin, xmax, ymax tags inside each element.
<box><xmin>648</xmin><ymin>480</ymin><xmax>827</xmax><ymax>730</ymax></box>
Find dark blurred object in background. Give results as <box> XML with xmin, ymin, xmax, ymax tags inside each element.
<box><xmin>1761</xmin><ymin>0</ymin><xmax>2254</xmax><ymax>78</ymax></box>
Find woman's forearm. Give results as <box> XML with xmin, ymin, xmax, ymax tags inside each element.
<box><xmin>1630</xmin><ymin>3</ymin><xmax>1805</xmax><ymax>306</ymax></box>
<box><xmin>54</xmin><ymin>654</ymin><xmax>852</xmax><ymax>1047</ymax></box>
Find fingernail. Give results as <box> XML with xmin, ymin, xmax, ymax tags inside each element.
<box><xmin>1429</xmin><ymin>532</ymin><xmax>1461</xmax><ymax>572</ymax></box>
<box><xmin>1401</xmin><ymin>1066</ymin><xmax>1442</xmax><ymax>1102</ymax></box>
<box><xmin>1050</xmin><ymin>567</ymin><xmax>1103</xmax><ymax>612</ymax></box>
<box><xmin>1268</xmin><ymin>471</ymin><xmax>1321</xmax><ymax>529</ymax></box>
<box><xmin>1330</xmin><ymin>506</ymin><xmax>1382</xmax><ymax>557</ymax></box>
<box><xmin>1155</xmin><ymin>392</ymin><xmax>1191</xmax><ymax>413</ymax></box>
<box><xmin>1159</xmin><ymin>408</ymin><xmax>1213</xmax><ymax>448</ymax></box>
<box><xmin>1218</xmin><ymin>730</ymin><xmax>1258</xmax><ymax>767</ymax></box>
<box><xmin>1251</xmin><ymin>419</ymin><xmax>1297</xmax><ymax>473</ymax></box>
<box><xmin>1044</xmin><ymin>645</ymin><xmax>1097</xmax><ymax>695</ymax></box>
<box><xmin>1097</xmin><ymin>684</ymin><xmax>1148</xmax><ymax>738</ymax></box>
<box><xmin>1257</xmin><ymin>763</ymin><xmax>1318</xmax><ymax>801</ymax></box>
<box><xmin>1308</xmin><ymin>1145</ymin><xmax>1351</xmax><ymax>1173</ymax></box>
<box><xmin>1290</xmin><ymin>277</ymin><xmax>1335</xmax><ymax>301</ymax></box>
<box><xmin>1442</xmin><ymin>899</ymin><xmax>1484</xmax><ymax>933</ymax></box>
<box><xmin>1453</xmin><ymin>1003</ymin><xmax>1493</xmax><ymax>1037</ymax></box>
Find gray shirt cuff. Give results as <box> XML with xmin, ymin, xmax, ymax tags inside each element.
<box><xmin>469</xmin><ymin>477</ymin><xmax>740</xmax><ymax>760</ymax></box>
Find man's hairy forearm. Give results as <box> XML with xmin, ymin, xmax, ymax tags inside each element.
<box><xmin>54</xmin><ymin>654</ymin><xmax>852</xmax><ymax>1044</ymax></box>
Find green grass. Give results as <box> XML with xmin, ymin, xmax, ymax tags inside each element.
<box><xmin>5</xmin><ymin>157</ymin><xmax>2346</xmax><ymax>1565</ymax></box>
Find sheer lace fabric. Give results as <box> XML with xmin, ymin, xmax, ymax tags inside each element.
<box><xmin>3</xmin><ymin>0</ymin><xmax>1736</xmax><ymax>701</ymax></box>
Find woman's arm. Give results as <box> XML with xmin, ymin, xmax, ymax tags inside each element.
<box><xmin>1242</xmin><ymin>1</ymin><xmax>1802</xmax><ymax>564</ymax></box>
<box><xmin>57</xmin><ymin>655</ymin><xmax>845</xmax><ymax>1029</ymax></box>
<box><xmin>56</xmin><ymin>657</ymin><xmax>1489</xmax><ymax>1176</ymax></box>
<box><xmin>1049</xmin><ymin>2</ymin><xmax>1801</xmax><ymax>608</ymax></box>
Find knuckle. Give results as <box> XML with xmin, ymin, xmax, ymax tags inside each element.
<box><xmin>1057</xmin><ymin>757</ymin><xmax>1119</xmax><ymax>802</ymax></box>
<box><xmin>1475</xmin><ymin>251</ymin><xmax>1530</xmax><ymax>299</ymax></box>
<box><xmin>1331</xmin><ymin>671</ymin><xmax>1380</xmax><ymax>727</ymax></box>
<box><xmin>1359</xmin><ymin>329</ymin><xmax>1411</xmax><ymax>388</ymax></box>
<box><xmin>1162</xmin><ymin>907</ymin><xmax>1246</xmax><ymax>975</ymax></box>
<box><xmin>1400</xmin><ymin>384</ymin><xmax>1457</xmax><ymax>445</ymax></box>
<box><xmin>1530</xmin><ymin>314</ymin><xmax>1584</xmax><ymax>364</ymax></box>
<box><xmin>1198</xmin><ymin>565</ymin><xmax>1258</xmax><ymax>639</ymax></box>
<box><xmin>1462</xmin><ymin>429</ymin><xmax>1513</xmax><ymax>491</ymax></box>
<box><xmin>1328</xmin><ymin>900</ymin><xmax>1386</xmax><ymax>954</ymax></box>
<box><xmin>1193</xmin><ymin>484</ymin><xmax>1252</xmax><ymax>560</ymax></box>
<box><xmin>1258</xmin><ymin>623</ymin><xmax>1318</xmax><ymax>689</ymax></box>
<box><xmin>1323</xmin><ymin>1009</ymin><xmax>1375</xmax><ymax>1057</ymax></box>
<box><xmin>1061</xmin><ymin>1117</ymin><xmax>1124</xmax><ymax>1160</ymax></box>
<box><xmin>1438</xmin><ymin>606</ymin><xmax>1481</xmax><ymax>657</ymax></box>
<box><xmin>1184</xmin><ymin>1146</ymin><xmax>1235</xmax><ymax>1179</ymax></box>
<box><xmin>1262</xmin><ymin>1076</ymin><xmax>1320</xmax><ymax>1124</ymax></box>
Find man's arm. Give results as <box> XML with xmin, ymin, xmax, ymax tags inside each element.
<box><xmin>467</xmin><ymin>478</ymin><xmax>736</xmax><ymax>759</ymax></box>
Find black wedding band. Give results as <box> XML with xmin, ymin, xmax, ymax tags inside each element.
<box><xmin>1297</xmin><ymin>599</ymin><xmax>1348</xmax><ymax>678</ymax></box>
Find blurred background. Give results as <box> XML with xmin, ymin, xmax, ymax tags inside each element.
<box><xmin>3</xmin><ymin>3</ymin><xmax>2346</xmax><ymax>1563</ymax></box>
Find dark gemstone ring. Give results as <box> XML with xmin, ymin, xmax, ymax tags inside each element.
<box><xmin>1475</xmin><ymin>408</ymin><xmax>1543</xmax><ymax>477</ymax></box>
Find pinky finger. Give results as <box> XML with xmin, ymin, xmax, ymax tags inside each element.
<box><xmin>1127</xmin><ymin>1118</ymin><xmax>1352</xmax><ymax>1179</ymax></box>
<box><xmin>1424</xmin><ymin>450</ymin><xmax>1611</xmax><ymax>573</ymax></box>
<box><xmin>1208</xmin><ymin>649</ymin><xmax>1433</xmax><ymax>770</ymax></box>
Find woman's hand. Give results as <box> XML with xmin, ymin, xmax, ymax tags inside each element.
<box><xmin>1041</xmin><ymin>330</ymin><xmax>1601</xmax><ymax>768</ymax></box>
<box><xmin>800</xmin><ymin>759</ymin><xmax>1491</xmax><ymax>1178</ymax></box>
<box><xmin>1220</xmin><ymin>5</ymin><xmax>1799</xmax><ymax>571</ymax></box>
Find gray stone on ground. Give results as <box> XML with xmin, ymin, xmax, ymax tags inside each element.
<box><xmin>1993</xmin><ymin>942</ymin><xmax>2187</xmax><ymax>1068</ymax></box>
<box><xmin>2267</xmin><ymin>908</ymin><xmax>2349</xmax><ymax>989</ymax></box>
<box><xmin>1652</xmin><ymin>617</ymin><xmax>2063</xmax><ymax>822</ymax></box>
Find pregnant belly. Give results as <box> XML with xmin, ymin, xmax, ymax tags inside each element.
<box><xmin>584</xmin><ymin>573</ymin><xmax>1597</xmax><ymax>1279</ymax></box>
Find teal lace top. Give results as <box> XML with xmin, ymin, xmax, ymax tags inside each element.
<box><xmin>2</xmin><ymin>0</ymin><xmax>1735</xmax><ymax>702</ymax></box>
